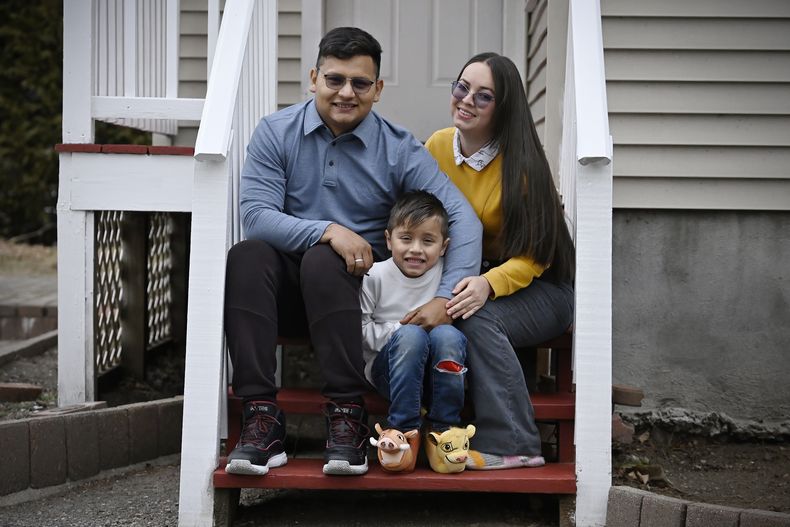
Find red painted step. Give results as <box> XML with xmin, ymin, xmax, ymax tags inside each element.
<box><xmin>213</xmin><ymin>457</ymin><xmax>576</xmax><ymax>494</ymax></box>
<box><xmin>229</xmin><ymin>387</ymin><xmax>575</xmax><ymax>421</ymax></box>
<box><xmin>218</xmin><ymin>330</ymin><xmax>576</xmax><ymax>492</ymax></box>
<box><xmin>226</xmin><ymin>388</ymin><xmax>575</xmax><ymax>457</ymax></box>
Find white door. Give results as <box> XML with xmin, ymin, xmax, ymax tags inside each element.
<box><xmin>303</xmin><ymin>0</ymin><xmax>527</xmax><ymax>142</ymax></box>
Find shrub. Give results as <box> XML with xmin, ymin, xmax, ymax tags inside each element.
<box><xmin>0</xmin><ymin>1</ymin><xmax>149</xmax><ymax>244</ymax></box>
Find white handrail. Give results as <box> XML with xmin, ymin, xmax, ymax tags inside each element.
<box><xmin>179</xmin><ymin>1</ymin><xmax>276</xmax><ymax>523</ymax></box>
<box><xmin>569</xmin><ymin>0</ymin><xmax>611</xmax><ymax>166</ymax></box>
<box><xmin>92</xmin><ymin>96</ymin><xmax>204</xmax><ymax>121</ymax></box>
<box><xmin>194</xmin><ymin>0</ymin><xmax>256</xmax><ymax>161</ymax></box>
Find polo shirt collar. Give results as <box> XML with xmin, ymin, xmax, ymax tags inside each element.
<box><xmin>303</xmin><ymin>100</ymin><xmax>325</xmax><ymax>136</ymax></box>
<box><xmin>303</xmin><ymin>99</ymin><xmax>374</xmax><ymax>148</ymax></box>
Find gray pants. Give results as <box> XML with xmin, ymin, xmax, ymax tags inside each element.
<box><xmin>455</xmin><ymin>278</ymin><xmax>574</xmax><ymax>456</ymax></box>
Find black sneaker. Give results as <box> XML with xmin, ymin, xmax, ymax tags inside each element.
<box><xmin>322</xmin><ymin>400</ymin><xmax>370</xmax><ymax>475</ymax></box>
<box><xmin>225</xmin><ymin>400</ymin><xmax>287</xmax><ymax>476</ymax></box>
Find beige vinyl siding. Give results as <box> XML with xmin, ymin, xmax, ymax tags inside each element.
<box><xmin>178</xmin><ymin>2</ymin><xmax>208</xmax><ymax>104</ymax></box>
<box><xmin>601</xmin><ymin>0</ymin><xmax>790</xmax><ymax>210</ymax></box>
<box><xmin>278</xmin><ymin>0</ymin><xmax>302</xmax><ymax>109</ymax></box>
<box><xmin>175</xmin><ymin>0</ymin><xmax>299</xmax><ymax>145</ymax></box>
<box><xmin>526</xmin><ymin>0</ymin><xmax>548</xmax><ymax>144</ymax></box>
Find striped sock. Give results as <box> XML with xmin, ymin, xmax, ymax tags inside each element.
<box><xmin>466</xmin><ymin>450</ymin><xmax>545</xmax><ymax>470</ymax></box>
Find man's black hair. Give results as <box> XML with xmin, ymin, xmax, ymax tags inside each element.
<box><xmin>316</xmin><ymin>26</ymin><xmax>382</xmax><ymax>78</ymax></box>
<box><xmin>387</xmin><ymin>190</ymin><xmax>449</xmax><ymax>239</ymax></box>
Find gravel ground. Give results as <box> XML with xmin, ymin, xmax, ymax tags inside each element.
<box><xmin>0</xmin><ymin>460</ymin><xmax>181</xmax><ymax>527</ymax></box>
<box><xmin>0</xmin><ymin>459</ymin><xmax>559</xmax><ymax>527</ymax></box>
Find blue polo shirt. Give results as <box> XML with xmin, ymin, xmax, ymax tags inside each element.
<box><xmin>240</xmin><ymin>99</ymin><xmax>481</xmax><ymax>299</ymax></box>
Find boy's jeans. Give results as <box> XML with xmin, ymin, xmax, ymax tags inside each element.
<box><xmin>371</xmin><ymin>324</ymin><xmax>467</xmax><ymax>431</ymax></box>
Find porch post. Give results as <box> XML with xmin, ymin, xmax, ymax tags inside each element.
<box><xmin>63</xmin><ymin>0</ymin><xmax>93</xmax><ymax>142</ymax></box>
<box><xmin>570</xmin><ymin>0</ymin><xmax>613</xmax><ymax>524</ymax></box>
<box><xmin>56</xmin><ymin>158</ymin><xmax>96</xmax><ymax>405</ymax></box>
<box><xmin>177</xmin><ymin>159</ymin><xmax>230</xmax><ymax>526</ymax></box>
<box><xmin>59</xmin><ymin>0</ymin><xmax>96</xmax><ymax>405</ymax></box>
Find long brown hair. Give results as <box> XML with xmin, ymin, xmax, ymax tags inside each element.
<box><xmin>457</xmin><ymin>52</ymin><xmax>574</xmax><ymax>283</ymax></box>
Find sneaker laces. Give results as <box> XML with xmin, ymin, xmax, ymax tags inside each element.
<box><xmin>239</xmin><ymin>410</ymin><xmax>279</xmax><ymax>447</ymax></box>
<box><xmin>325</xmin><ymin>403</ymin><xmax>368</xmax><ymax>448</ymax></box>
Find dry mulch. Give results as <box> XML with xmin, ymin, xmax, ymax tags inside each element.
<box><xmin>613</xmin><ymin>428</ymin><xmax>790</xmax><ymax>513</ymax></box>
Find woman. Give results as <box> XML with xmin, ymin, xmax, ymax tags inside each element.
<box><xmin>425</xmin><ymin>52</ymin><xmax>574</xmax><ymax>470</ymax></box>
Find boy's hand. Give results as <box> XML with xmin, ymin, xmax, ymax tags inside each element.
<box><xmin>447</xmin><ymin>276</ymin><xmax>492</xmax><ymax>319</ymax></box>
<box><xmin>400</xmin><ymin>297</ymin><xmax>452</xmax><ymax>329</ymax></box>
<box><xmin>320</xmin><ymin>223</ymin><xmax>373</xmax><ymax>276</ymax></box>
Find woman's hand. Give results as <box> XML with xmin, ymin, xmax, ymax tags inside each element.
<box><xmin>400</xmin><ymin>297</ymin><xmax>452</xmax><ymax>330</ymax></box>
<box><xmin>447</xmin><ymin>276</ymin><xmax>492</xmax><ymax>319</ymax></box>
<box><xmin>320</xmin><ymin>223</ymin><xmax>373</xmax><ymax>276</ymax></box>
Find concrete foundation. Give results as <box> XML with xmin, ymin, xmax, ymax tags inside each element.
<box><xmin>612</xmin><ymin>210</ymin><xmax>790</xmax><ymax>431</ymax></box>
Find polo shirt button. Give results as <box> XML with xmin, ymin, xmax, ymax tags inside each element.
<box><xmin>329</xmin><ymin>160</ymin><xmax>334</xmax><ymax>166</ymax></box>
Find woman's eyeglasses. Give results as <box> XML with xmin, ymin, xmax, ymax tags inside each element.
<box><xmin>321</xmin><ymin>71</ymin><xmax>376</xmax><ymax>94</ymax></box>
<box><xmin>451</xmin><ymin>81</ymin><xmax>495</xmax><ymax>109</ymax></box>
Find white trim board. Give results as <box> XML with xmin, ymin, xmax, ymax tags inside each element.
<box><xmin>92</xmin><ymin>96</ymin><xmax>204</xmax><ymax>121</ymax></box>
<box><xmin>62</xmin><ymin>153</ymin><xmax>195</xmax><ymax>212</ymax></box>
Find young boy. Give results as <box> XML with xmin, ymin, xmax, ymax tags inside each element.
<box><xmin>361</xmin><ymin>190</ymin><xmax>468</xmax><ymax>472</ymax></box>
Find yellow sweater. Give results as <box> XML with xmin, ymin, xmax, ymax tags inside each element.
<box><xmin>425</xmin><ymin>127</ymin><xmax>545</xmax><ymax>298</ymax></box>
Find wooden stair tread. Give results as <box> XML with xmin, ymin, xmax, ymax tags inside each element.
<box><xmin>230</xmin><ymin>387</ymin><xmax>575</xmax><ymax>420</ymax></box>
<box><xmin>213</xmin><ymin>457</ymin><xmax>576</xmax><ymax>494</ymax></box>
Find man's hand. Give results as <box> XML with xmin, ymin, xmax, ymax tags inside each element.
<box><xmin>446</xmin><ymin>275</ymin><xmax>492</xmax><ymax>319</ymax></box>
<box><xmin>320</xmin><ymin>223</ymin><xmax>373</xmax><ymax>276</ymax></box>
<box><xmin>400</xmin><ymin>297</ymin><xmax>452</xmax><ymax>330</ymax></box>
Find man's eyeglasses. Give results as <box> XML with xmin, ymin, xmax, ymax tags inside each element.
<box><xmin>451</xmin><ymin>80</ymin><xmax>495</xmax><ymax>109</ymax></box>
<box><xmin>321</xmin><ymin>71</ymin><xmax>376</xmax><ymax>94</ymax></box>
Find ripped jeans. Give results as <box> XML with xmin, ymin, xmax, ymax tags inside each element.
<box><xmin>371</xmin><ymin>324</ymin><xmax>467</xmax><ymax>432</ymax></box>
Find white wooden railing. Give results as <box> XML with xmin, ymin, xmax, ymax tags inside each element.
<box><xmin>63</xmin><ymin>0</ymin><xmax>203</xmax><ymax>144</ymax></box>
<box><xmin>177</xmin><ymin>0</ymin><xmax>276</xmax><ymax>524</ymax></box>
<box><xmin>59</xmin><ymin>0</ymin><xmax>195</xmax><ymax>405</ymax></box>
<box><xmin>91</xmin><ymin>0</ymin><xmax>181</xmax><ymax>134</ymax></box>
<box><xmin>59</xmin><ymin>0</ymin><xmax>275</xmax><ymax>423</ymax></box>
<box><xmin>558</xmin><ymin>1</ymin><xmax>613</xmax><ymax>525</ymax></box>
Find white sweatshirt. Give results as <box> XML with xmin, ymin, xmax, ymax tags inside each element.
<box><xmin>360</xmin><ymin>257</ymin><xmax>444</xmax><ymax>383</ymax></box>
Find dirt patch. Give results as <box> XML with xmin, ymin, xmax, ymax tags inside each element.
<box><xmin>0</xmin><ymin>344</ymin><xmax>184</xmax><ymax>421</ymax></box>
<box><xmin>613</xmin><ymin>427</ymin><xmax>790</xmax><ymax>513</ymax></box>
<box><xmin>0</xmin><ymin>346</ymin><xmax>58</xmax><ymax>421</ymax></box>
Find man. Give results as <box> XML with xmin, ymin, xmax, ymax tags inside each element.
<box><xmin>224</xmin><ymin>26</ymin><xmax>481</xmax><ymax>477</ymax></box>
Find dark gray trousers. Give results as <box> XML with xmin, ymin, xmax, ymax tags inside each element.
<box><xmin>455</xmin><ymin>278</ymin><xmax>574</xmax><ymax>456</ymax></box>
<box><xmin>224</xmin><ymin>240</ymin><xmax>369</xmax><ymax>401</ymax></box>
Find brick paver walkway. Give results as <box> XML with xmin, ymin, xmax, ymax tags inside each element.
<box><xmin>0</xmin><ymin>275</ymin><xmax>56</xmax><ymax>309</ymax></box>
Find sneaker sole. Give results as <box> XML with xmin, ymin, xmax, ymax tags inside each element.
<box><xmin>225</xmin><ymin>452</ymin><xmax>288</xmax><ymax>476</ymax></box>
<box><xmin>322</xmin><ymin>458</ymin><xmax>368</xmax><ymax>476</ymax></box>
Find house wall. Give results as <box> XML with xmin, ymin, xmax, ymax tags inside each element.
<box><xmin>601</xmin><ymin>0</ymin><xmax>790</xmax><ymax>210</ymax></box>
<box><xmin>175</xmin><ymin>0</ymin><xmax>299</xmax><ymax>146</ymax></box>
<box><xmin>603</xmin><ymin>0</ymin><xmax>790</xmax><ymax>431</ymax></box>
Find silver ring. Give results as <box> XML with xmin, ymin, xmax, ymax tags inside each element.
<box><xmin>354</xmin><ymin>258</ymin><xmax>364</xmax><ymax>262</ymax></box>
